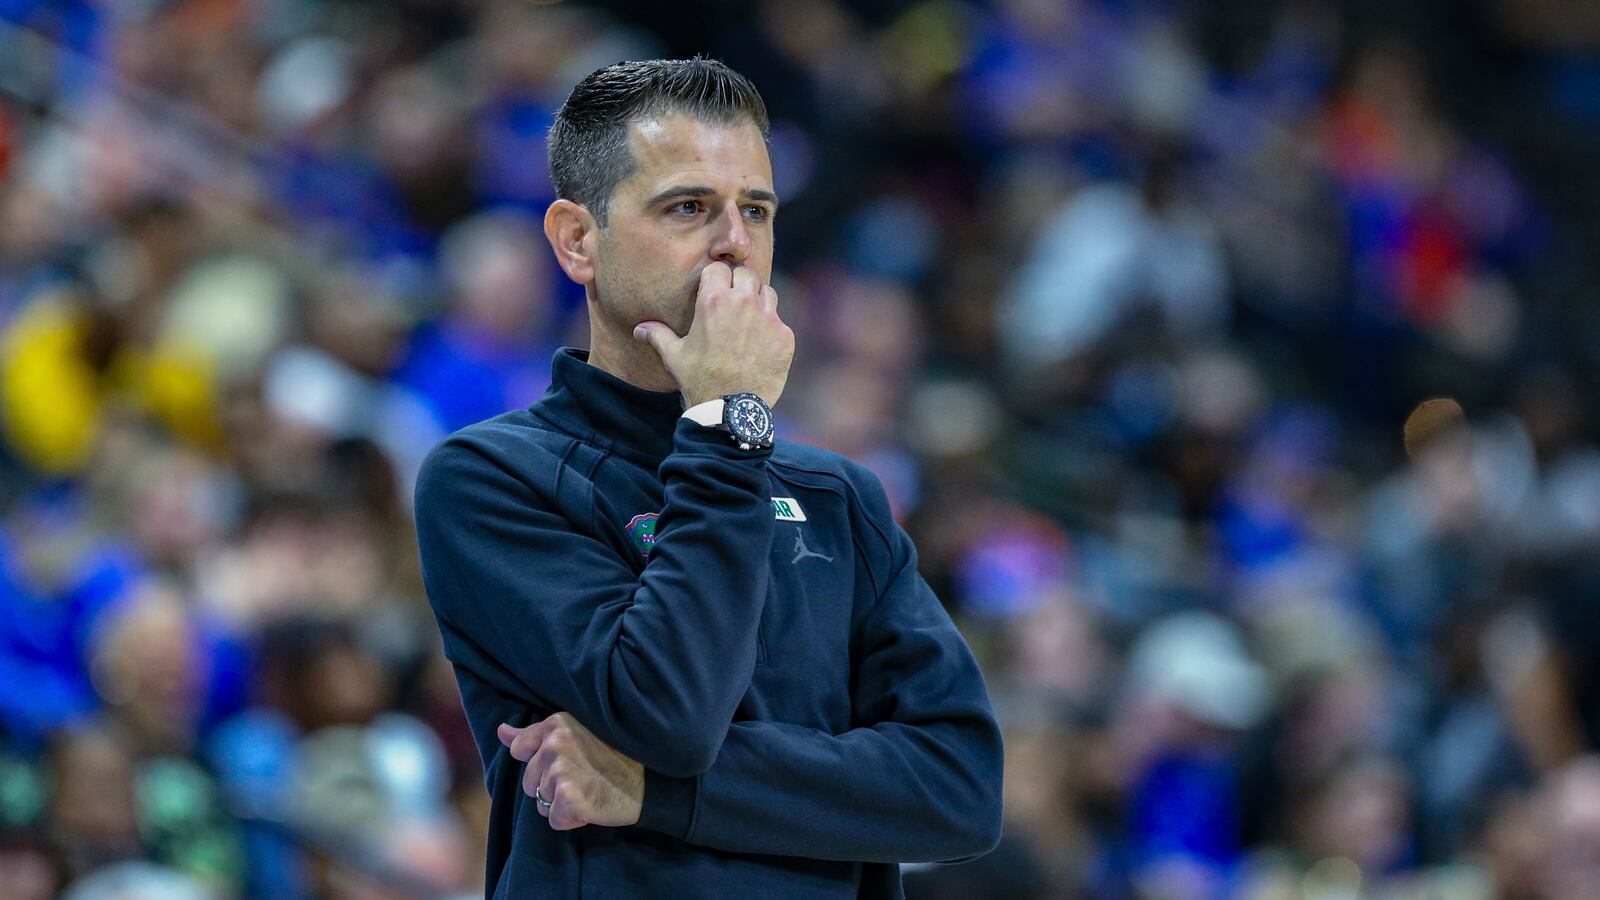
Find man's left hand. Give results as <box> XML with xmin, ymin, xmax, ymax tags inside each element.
<box><xmin>497</xmin><ymin>713</ymin><xmax>645</xmax><ymax>831</ymax></box>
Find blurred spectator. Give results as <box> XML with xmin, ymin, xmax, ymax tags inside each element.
<box><xmin>1001</xmin><ymin>147</ymin><xmax>1230</xmax><ymax>375</ymax></box>
<box><xmin>44</xmin><ymin>718</ymin><xmax>241</xmax><ymax>894</ymax></box>
<box><xmin>45</xmin><ymin>724</ymin><xmax>140</xmax><ymax>883</ymax></box>
<box><xmin>0</xmin><ymin>827</ymin><xmax>65</xmax><ymax>900</ymax></box>
<box><xmin>388</xmin><ymin>209</ymin><xmax>561</xmax><ymax>435</ymax></box>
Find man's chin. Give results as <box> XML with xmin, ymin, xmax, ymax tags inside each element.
<box><xmin>668</xmin><ymin>297</ymin><xmax>696</xmax><ymax>336</ymax></box>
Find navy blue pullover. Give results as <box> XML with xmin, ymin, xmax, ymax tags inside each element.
<box><xmin>413</xmin><ymin>349</ymin><xmax>1003</xmax><ymax>899</ymax></box>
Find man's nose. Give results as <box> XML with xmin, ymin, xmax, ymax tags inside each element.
<box><xmin>709</xmin><ymin>205</ymin><xmax>751</xmax><ymax>264</ymax></box>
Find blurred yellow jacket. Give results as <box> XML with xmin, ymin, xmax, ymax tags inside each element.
<box><xmin>0</xmin><ymin>290</ymin><xmax>221</xmax><ymax>475</ymax></box>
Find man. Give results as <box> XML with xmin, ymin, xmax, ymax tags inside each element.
<box><xmin>413</xmin><ymin>58</ymin><xmax>1002</xmax><ymax>899</ymax></box>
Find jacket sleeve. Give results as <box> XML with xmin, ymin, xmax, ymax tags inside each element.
<box><xmin>634</xmin><ymin>467</ymin><xmax>1004</xmax><ymax>863</ymax></box>
<box><xmin>413</xmin><ymin>419</ymin><xmax>774</xmax><ymax>778</ymax></box>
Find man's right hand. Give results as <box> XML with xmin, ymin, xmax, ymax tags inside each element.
<box><xmin>632</xmin><ymin>262</ymin><xmax>795</xmax><ymax>408</ymax></box>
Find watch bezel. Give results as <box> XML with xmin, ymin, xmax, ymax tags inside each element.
<box><xmin>720</xmin><ymin>392</ymin><xmax>774</xmax><ymax>449</ymax></box>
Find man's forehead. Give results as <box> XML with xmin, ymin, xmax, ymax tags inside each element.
<box><xmin>623</xmin><ymin>114</ymin><xmax>772</xmax><ymax>192</ymax></box>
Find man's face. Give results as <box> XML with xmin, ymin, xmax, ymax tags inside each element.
<box><xmin>589</xmin><ymin>114</ymin><xmax>776</xmax><ymax>336</ymax></box>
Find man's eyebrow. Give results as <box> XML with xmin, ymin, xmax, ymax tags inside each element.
<box><xmin>740</xmin><ymin>188</ymin><xmax>779</xmax><ymax>207</ymax></box>
<box><xmin>645</xmin><ymin>185</ymin><xmax>716</xmax><ymax>206</ymax></box>
<box><xmin>644</xmin><ymin>185</ymin><xmax>780</xmax><ymax>207</ymax></box>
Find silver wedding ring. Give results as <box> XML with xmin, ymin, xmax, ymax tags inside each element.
<box><xmin>535</xmin><ymin>787</ymin><xmax>553</xmax><ymax>811</ymax></box>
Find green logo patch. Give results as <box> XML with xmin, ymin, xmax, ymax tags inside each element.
<box><xmin>625</xmin><ymin>512</ymin><xmax>658</xmax><ymax>557</ymax></box>
<box><xmin>771</xmin><ymin>497</ymin><xmax>807</xmax><ymax>522</ymax></box>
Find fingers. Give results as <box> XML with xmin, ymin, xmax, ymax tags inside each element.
<box><xmin>700</xmin><ymin>261</ymin><xmax>734</xmax><ymax>292</ymax></box>
<box><xmin>731</xmin><ymin>264</ymin><xmax>760</xmax><ymax>296</ymax></box>
<box><xmin>498</xmin><ymin>721</ymin><xmax>545</xmax><ymax>763</ymax></box>
<box><xmin>549</xmin><ymin>801</ymin><xmax>586</xmax><ymax>831</ymax></box>
<box><xmin>536</xmin><ymin>764</ymin><xmax>585</xmax><ymax>830</ymax></box>
<box><xmin>522</xmin><ymin>717</ymin><xmax>567</xmax><ymax>807</ymax></box>
<box><xmin>632</xmin><ymin>321</ymin><xmax>680</xmax><ymax>358</ymax></box>
<box><xmin>498</xmin><ymin>721</ymin><xmax>538</xmax><ymax>749</ymax></box>
<box><xmin>651</xmin><ymin>259</ymin><xmax>792</xmax><ymax>407</ymax></box>
<box><xmin>503</xmin><ymin>714</ymin><xmax>592</xmax><ymax>830</ymax></box>
<box><xmin>533</xmin><ymin>763</ymin><xmax>555</xmax><ymax>819</ymax></box>
<box><xmin>532</xmin><ymin>746</ymin><xmax>589</xmax><ymax>830</ymax></box>
<box><xmin>522</xmin><ymin>749</ymin><xmax>547</xmax><ymax>806</ymax></box>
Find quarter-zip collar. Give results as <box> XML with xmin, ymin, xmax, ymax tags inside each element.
<box><xmin>531</xmin><ymin>348</ymin><xmax>687</xmax><ymax>463</ymax></box>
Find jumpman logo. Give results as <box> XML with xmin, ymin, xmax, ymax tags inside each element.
<box><xmin>791</xmin><ymin>529</ymin><xmax>834</xmax><ymax>564</ymax></box>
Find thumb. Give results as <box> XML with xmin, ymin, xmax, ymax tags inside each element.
<box><xmin>497</xmin><ymin>723</ymin><xmax>518</xmax><ymax>747</ymax></box>
<box><xmin>632</xmin><ymin>321</ymin><xmax>680</xmax><ymax>358</ymax></box>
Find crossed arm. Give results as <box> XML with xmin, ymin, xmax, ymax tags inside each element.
<box><xmin>415</xmin><ymin>433</ymin><xmax>1002</xmax><ymax>863</ymax></box>
<box><xmin>497</xmin><ymin>550</ymin><xmax>1004</xmax><ymax>863</ymax></box>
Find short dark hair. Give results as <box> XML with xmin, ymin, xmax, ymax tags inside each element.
<box><xmin>548</xmin><ymin>58</ymin><xmax>770</xmax><ymax>226</ymax></box>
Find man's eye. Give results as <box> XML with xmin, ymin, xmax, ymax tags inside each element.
<box><xmin>743</xmin><ymin>206</ymin><xmax>772</xmax><ymax>222</ymax></box>
<box><xmin>670</xmin><ymin>201</ymin><xmax>701</xmax><ymax>216</ymax></box>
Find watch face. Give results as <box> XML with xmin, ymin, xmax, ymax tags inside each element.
<box><xmin>727</xmin><ymin>396</ymin><xmax>772</xmax><ymax>442</ymax></box>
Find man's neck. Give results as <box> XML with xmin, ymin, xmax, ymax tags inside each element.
<box><xmin>584</xmin><ymin>308</ymin><xmax>680</xmax><ymax>398</ymax></box>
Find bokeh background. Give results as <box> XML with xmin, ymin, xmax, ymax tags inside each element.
<box><xmin>0</xmin><ymin>0</ymin><xmax>1598</xmax><ymax>897</ymax></box>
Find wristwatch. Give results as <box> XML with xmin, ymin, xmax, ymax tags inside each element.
<box><xmin>717</xmin><ymin>392</ymin><xmax>774</xmax><ymax>451</ymax></box>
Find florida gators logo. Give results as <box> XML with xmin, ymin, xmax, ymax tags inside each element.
<box><xmin>625</xmin><ymin>512</ymin><xmax>659</xmax><ymax>557</ymax></box>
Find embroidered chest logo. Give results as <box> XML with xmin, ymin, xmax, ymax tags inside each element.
<box><xmin>625</xmin><ymin>512</ymin><xmax>659</xmax><ymax>557</ymax></box>
<box><xmin>792</xmin><ymin>529</ymin><xmax>834</xmax><ymax>564</ymax></box>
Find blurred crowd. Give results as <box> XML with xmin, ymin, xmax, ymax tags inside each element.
<box><xmin>0</xmin><ymin>0</ymin><xmax>1597</xmax><ymax>898</ymax></box>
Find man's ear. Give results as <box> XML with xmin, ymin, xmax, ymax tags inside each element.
<box><xmin>544</xmin><ymin>199</ymin><xmax>599</xmax><ymax>286</ymax></box>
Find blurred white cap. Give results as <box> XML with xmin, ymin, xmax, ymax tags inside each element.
<box><xmin>62</xmin><ymin>862</ymin><xmax>216</xmax><ymax>900</ymax></box>
<box><xmin>256</xmin><ymin>36</ymin><xmax>354</xmax><ymax>135</ymax></box>
<box><xmin>1127</xmin><ymin>611</ymin><xmax>1270</xmax><ymax>730</ymax></box>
